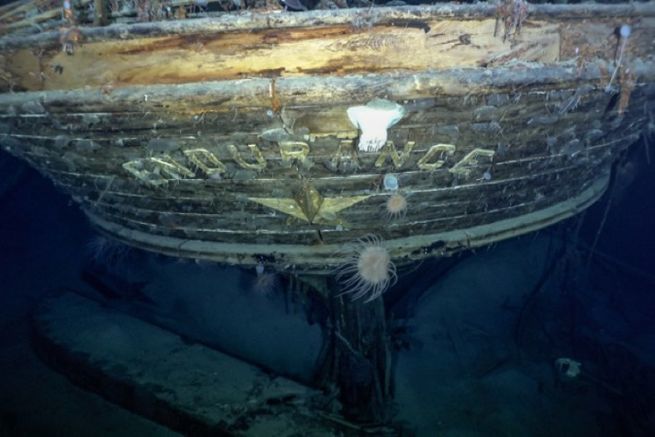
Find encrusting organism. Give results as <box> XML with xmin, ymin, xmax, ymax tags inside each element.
<box><xmin>252</xmin><ymin>262</ymin><xmax>278</xmax><ymax>295</ymax></box>
<box><xmin>606</xmin><ymin>24</ymin><xmax>631</xmax><ymax>93</ymax></box>
<box><xmin>385</xmin><ymin>192</ymin><xmax>407</xmax><ymax>221</ymax></box>
<box><xmin>336</xmin><ymin>235</ymin><xmax>397</xmax><ymax>302</ymax></box>
<box><xmin>347</xmin><ymin>99</ymin><xmax>406</xmax><ymax>153</ymax></box>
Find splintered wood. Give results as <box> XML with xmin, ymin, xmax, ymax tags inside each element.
<box><xmin>1</xmin><ymin>17</ymin><xmax>560</xmax><ymax>92</ymax></box>
<box><xmin>0</xmin><ymin>4</ymin><xmax>653</xmax><ymax>271</ymax></box>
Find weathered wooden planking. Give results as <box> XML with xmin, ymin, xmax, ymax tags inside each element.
<box><xmin>1</xmin><ymin>4</ymin><xmax>655</xmax><ymax>92</ymax></box>
<box><xmin>1</xmin><ymin>61</ymin><xmax>652</xmax><ymax>115</ymax></box>
<box><xmin>15</xmin><ymin>131</ymin><xmax>617</xmax><ymax>201</ymax></box>
<box><xmin>0</xmin><ymin>86</ymin><xmax>619</xmax><ymax>144</ymax></box>
<box><xmin>3</xmin><ymin>3</ymin><xmax>653</xmax><ymax>44</ymax></box>
<box><xmin>36</xmin><ymin>153</ymin><xmax>606</xmax><ymax>247</ymax></box>
<box><xmin>1</xmin><ymin>80</ymin><xmax>642</xmax><ymax>187</ymax></box>
<box><xmin>0</xmin><ymin>101</ymin><xmax>633</xmax><ymax>260</ymax></box>
<box><xmin>84</xmin><ymin>174</ymin><xmax>609</xmax><ymax>271</ymax></box>
<box><xmin>1</xmin><ymin>92</ymin><xmax>610</xmax><ymax>139</ymax></box>
<box><xmin>70</xmin><ymin>169</ymin><xmax>598</xmax><ymax>224</ymax></box>
<box><xmin>84</xmin><ymin>177</ymin><xmax>596</xmax><ymax>248</ymax></box>
<box><xmin>2</xmin><ymin>127</ymin><xmax>634</xmax><ymax>218</ymax></box>
<box><xmin>0</xmin><ymin>18</ymin><xmax>560</xmax><ymax>92</ymax></box>
<box><xmin>1</xmin><ymin>3</ymin><xmax>653</xmax><ymax>271</ymax></box>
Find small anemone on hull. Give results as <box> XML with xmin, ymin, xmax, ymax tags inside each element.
<box><xmin>252</xmin><ymin>273</ymin><xmax>278</xmax><ymax>295</ymax></box>
<box><xmin>86</xmin><ymin>235</ymin><xmax>132</xmax><ymax>270</ymax></box>
<box><xmin>252</xmin><ymin>263</ymin><xmax>279</xmax><ymax>295</ymax></box>
<box><xmin>384</xmin><ymin>192</ymin><xmax>408</xmax><ymax>221</ymax></box>
<box><xmin>335</xmin><ymin>235</ymin><xmax>397</xmax><ymax>303</ymax></box>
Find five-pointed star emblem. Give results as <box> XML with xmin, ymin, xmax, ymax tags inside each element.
<box><xmin>248</xmin><ymin>182</ymin><xmax>370</xmax><ymax>224</ymax></box>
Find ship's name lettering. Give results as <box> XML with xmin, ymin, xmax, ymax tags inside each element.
<box><xmin>122</xmin><ymin>140</ymin><xmax>494</xmax><ymax>187</ymax></box>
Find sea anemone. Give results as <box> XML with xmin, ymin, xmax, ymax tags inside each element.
<box><xmin>252</xmin><ymin>263</ymin><xmax>278</xmax><ymax>295</ymax></box>
<box><xmin>385</xmin><ymin>193</ymin><xmax>407</xmax><ymax>221</ymax></box>
<box><xmin>336</xmin><ymin>236</ymin><xmax>397</xmax><ymax>303</ymax></box>
<box><xmin>86</xmin><ymin>235</ymin><xmax>131</xmax><ymax>269</ymax></box>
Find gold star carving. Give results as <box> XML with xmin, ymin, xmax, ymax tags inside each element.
<box><xmin>249</xmin><ymin>182</ymin><xmax>370</xmax><ymax>224</ymax></box>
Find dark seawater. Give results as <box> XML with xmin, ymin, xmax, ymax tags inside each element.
<box><xmin>0</xmin><ymin>136</ymin><xmax>654</xmax><ymax>436</ymax></box>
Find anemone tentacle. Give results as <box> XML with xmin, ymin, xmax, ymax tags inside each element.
<box><xmin>335</xmin><ymin>235</ymin><xmax>396</xmax><ymax>303</ymax></box>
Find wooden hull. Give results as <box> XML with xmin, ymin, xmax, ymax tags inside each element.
<box><xmin>1</xmin><ymin>4</ymin><xmax>654</xmax><ymax>273</ymax></box>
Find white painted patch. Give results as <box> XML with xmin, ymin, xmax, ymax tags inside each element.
<box><xmin>347</xmin><ymin>99</ymin><xmax>405</xmax><ymax>152</ymax></box>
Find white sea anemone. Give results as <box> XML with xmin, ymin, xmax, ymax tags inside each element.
<box><xmin>384</xmin><ymin>192</ymin><xmax>407</xmax><ymax>221</ymax></box>
<box><xmin>336</xmin><ymin>236</ymin><xmax>397</xmax><ymax>302</ymax></box>
<box><xmin>252</xmin><ymin>263</ymin><xmax>279</xmax><ymax>295</ymax></box>
<box><xmin>252</xmin><ymin>272</ymin><xmax>278</xmax><ymax>295</ymax></box>
<box><xmin>86</xmin><ymin>235</ymin><xmax>131</xmax><ymax>269</ymax></box>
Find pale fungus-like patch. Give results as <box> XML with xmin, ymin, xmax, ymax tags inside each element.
<box><xmin>347</xmin><ymin>99</ymin><xmax>405</xmax><ymax>153</ymax></box>
<box><xmin>336</xmin><ymin>236</ymin><xmax>397</xmax><ymax>303</ymax></box>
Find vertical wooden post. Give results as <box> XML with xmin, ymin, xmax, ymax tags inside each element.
<box><xmin>300</xmin><ymin>274</ymin><xmax>392</xmax><ymax>424</ymax></box>
<box><xmin>333</xmin><ymin>293</ymin><xmax>391</xmax><ymax>423</ymax></box>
